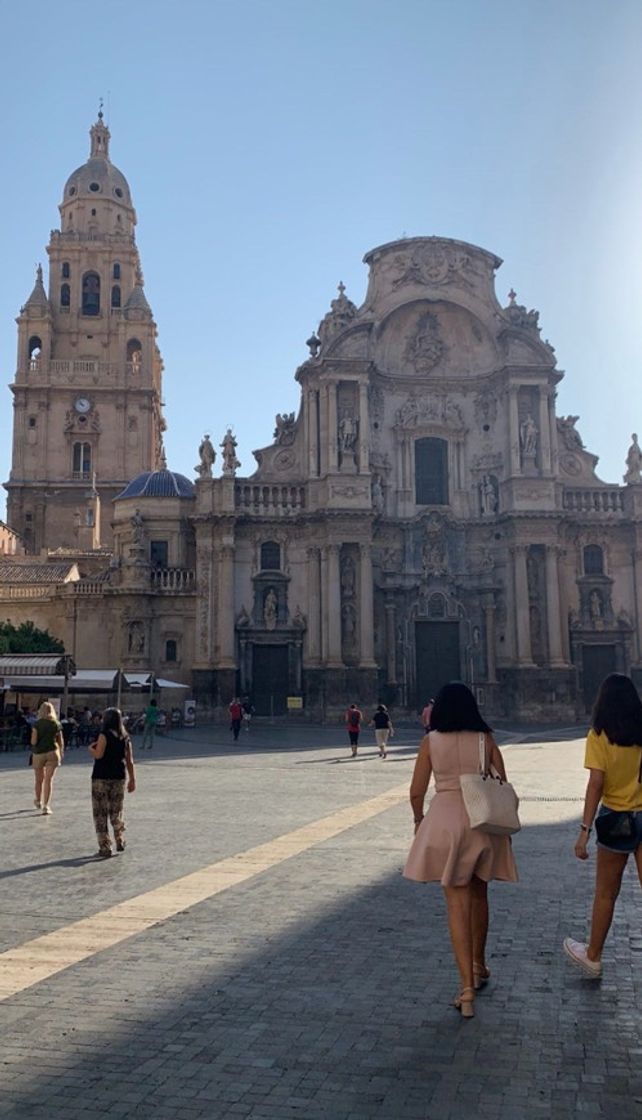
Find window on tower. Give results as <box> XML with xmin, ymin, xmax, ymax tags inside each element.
<box><xmin>60</xmin><ymin>283</ymin><xmax>70</xmax><ymax>309</ymax></box>
<box><xmin>127</xmin><ymin>339</ymin><xmax>142</xmax><ymax>373</ymax></box>
<box><xmin>72</xmin><ymin>442</ymin><xmax>92</xmax><ymax>480</ymax></box>
<box><xmin>28</xmin><ymin>336</ymin><xmax>42</xmax><ymax>364</ymax></box>
<box><xmin>260</xmin><ymin>541</ymin><xmax>281</xmax><ymax>570</ymax></box>
<box><xmin>113</xmin><ymin>263</ymin><xmax>121</xmax><ymax>280</ymax></box>
<box><xmin>82</xmin><ymin>272</ymin><xmax>100</xmax><ymax>316</ymax></box>
<box><xmin>415</xmin><ymin>437</ymin><xmax>449</xmax><ymax>505</ymax></box>
<box><xmin>165</xmin><ymin>639</ymin><xmax>177</xmax><ymax>663</ymax></box>
<box><xmin>61</xmin><ymin>262</ymin><xmax>70</xmax><ymax>279</ymax></box>
<box><xmin>111</xmin><ymin>285</ymin><xmax>121</xmax><ymax>309</ymax></box>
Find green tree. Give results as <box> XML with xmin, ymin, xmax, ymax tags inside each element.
<box><xmin>0</xmin><ymin>621</ymin><xmax>65</xmax><ymax>654</ymax></box>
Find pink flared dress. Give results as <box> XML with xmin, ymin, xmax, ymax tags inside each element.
<box><xmin>403</xmin><ymin>730</ymin><xmax>518</xmax><ymax>887</ymax></box>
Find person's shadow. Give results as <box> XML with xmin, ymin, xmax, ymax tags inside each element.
<box><xmin>0</xmin><ymin>856</ymin><xmax>102</xmax><ymax>879</ymax></box>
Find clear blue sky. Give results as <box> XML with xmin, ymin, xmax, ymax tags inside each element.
<box><xmin>2</xmin><ymin>0</ymin><xmax>642</xmax><ymax>513</ymax></box>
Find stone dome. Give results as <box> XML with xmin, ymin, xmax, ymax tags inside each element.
<box><xmin>115</xmin><ymin>470</ymin><xmax>195</xmax><ymax>501</ymax></box>
<box><xmin>61</xmin><ymin>115</ymin><xmax>133</xmax><ymax>208</ymax></box>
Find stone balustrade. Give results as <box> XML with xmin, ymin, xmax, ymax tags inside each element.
<box><xmin>71</xmin><ymin>580</ymin><xmax>106</xmax><ymax>595</ymax></box>
<box><xmin>563</xmin><ymin>488</ymin><xmax>624</xmax><ymax>514</ymax></box>
<box><xmin>0</xmin><ymin>585</ymin><xmax>55</xmax><ymax>599</ymax></box>
<box><xmin>150</xmin><ymin>568</ymin><xmax>195</xmax><ymax>592</ymax></box>
<box><xmin>25</xmin><ymin>358</ymin><xmax>120</xmax><ymax>381</ymax></box>
<box><xmin>235</xmin><ymin>484</ymin><xmax>306</xmax><ymax>515</ymax></box>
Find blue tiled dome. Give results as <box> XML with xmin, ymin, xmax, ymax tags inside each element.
<box><xmin>115</xmin><ymin>470</ymin><xmax>195</xmax><ymax>500</ymax></box>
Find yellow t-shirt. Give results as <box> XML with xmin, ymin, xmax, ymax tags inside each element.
<box><xmin>584</xmin><ymin>729</ymin><xmax>642</xmax><ymax>811</ymax></box>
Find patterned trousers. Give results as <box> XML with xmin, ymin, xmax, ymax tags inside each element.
<box><xmin>91</xmin><ymin>779</ymin><xmax>126</xmax><ymax>851</ymax></box>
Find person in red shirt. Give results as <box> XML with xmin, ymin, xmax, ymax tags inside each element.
<box><xmin>345</xmin><ymin>703</ymin><xmax>363</xmax><ymax>757</ymax></box>
<box><xmin>229</xmin><ymin>698</ymin><xmax>243</xmax><ymax>741</ymax></box>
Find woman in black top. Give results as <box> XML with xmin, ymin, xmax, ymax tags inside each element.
<box><xmin>88</xmin><ymin>707</ymin><xmax>136</xmax><ymax>858</ymax></box>
<box><xmin>370</xmin><ymin>703</ymin><xmax>395</xmax><ymax>759</ymax></box>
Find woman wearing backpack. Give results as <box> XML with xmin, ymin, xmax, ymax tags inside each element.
<box><xmin>345</xmin><ymin>704</ymin><xmax>363</xmax><ymax>757</ymax></box>
<box><xmin>564</xmin><ymin>673</ymin><xmax>642</xmax><ymax>977</ymax></box>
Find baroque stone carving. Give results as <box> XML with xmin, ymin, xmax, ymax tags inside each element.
<box><xmin>274</xmin><ymin>449</ymin><xmax>296</xmax><ymax>472</ymax></box>
<box><xmin>557</xmin><ymin>415</ymin><xmax>584</xmax><ymax>452</ymax></box>
<box><xmin>390</xmin><ymin>244</ymin><xmax>477</xmax><ymax>291</ymax></box>
<box><xmin>479</xmin><ymin>474</ymin><xmax>499</xmax><ymax>516</ymax></box>
<box><xmin>474</xmin><ymin>392</ymin><xmax>498</xmax><ymax>427</ymax></box>
<box><xmin>504</xmin><ymin>289</ymin><xmax>541</xmax><ymax>332</ymax></box>
<box><xmin>273</xmin><ymin>412</ymin><xmax>296</xmax><ymax>446</ymax></box>
<box><xmin>520</xmin><ymin>414</ymin><xmax>538</xmax><ymax>456</ymax></box>
<box><xmin>220</xmin><ymin>428</ymin><xmax>241</xmax><ymax>476</ymax></box>
<box><xmin>624</xmin><ymin>433</ymin><xmax>642</xmax><ymax>484</ymax></box>
<box><xmin>196</xmin><ymin>434</ymin><xmax>215</xmax><ymax>478</ymax></box>
<box><xmin>263</xmin><ymin>587</ymin><xmax>278</xmax><ymax>630</ymax></box>
<box><xmin>403</xmin><ymin>312</ymin><xmax>445</xmax><ymax>373</ymax></box>
<box><xmin>395</xmin><ymin>393</ymin><xmax>463</xmax><ymax>429</ymax></box>
<box><xmin>318</xmin><ymin>282</ymin><xmax>358</xmax><ymax>343</ymax></box>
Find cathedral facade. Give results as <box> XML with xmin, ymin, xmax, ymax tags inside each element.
<box><xmin>4</xmin><ymin>117</ymin><xmax>642</xmax><ymax>721</ymax></box>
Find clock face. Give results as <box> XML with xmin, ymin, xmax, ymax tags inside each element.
<box><xmin>75</xmin><ymin>397</ymin><xmax>91</xmax><ymax>414</ymax></box>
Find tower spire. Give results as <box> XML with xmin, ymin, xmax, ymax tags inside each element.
<box><xmin>89</xmin><ymin>105</ymin><xmax>110</xmax><ymax>160</ymax></box>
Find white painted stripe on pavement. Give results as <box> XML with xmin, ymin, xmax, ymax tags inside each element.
<box><xmin>0</xmin><ymin>782</ymin><xmax>408</xmax><ymax>1001</ymax></box>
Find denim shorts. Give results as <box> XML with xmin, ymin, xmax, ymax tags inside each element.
<box><xmin>596</xmin><ymin>805</ymin><xmax>642</xmax><ymax>854</ymax></box>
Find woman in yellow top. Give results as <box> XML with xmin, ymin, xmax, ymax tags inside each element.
<box><xmin>564</xmin><ymin>673</ymin><xmax>642</xmax><ymax>978</ymax></box>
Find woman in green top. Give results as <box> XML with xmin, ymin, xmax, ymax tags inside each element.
<box><xmin>564</xmin><ymin>674</ymin><xmax>642</xmax><ymax>978</ymax></box>
<box><xmin>30</xmin><ymin>701</ymin><xmax>64</xmax><ymax>815</ymax></box>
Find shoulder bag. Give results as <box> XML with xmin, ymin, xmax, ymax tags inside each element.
<box><xmin>460</xmin><ymin>733</ymin><xmax>521</xmax><ymax>836</ymax></box>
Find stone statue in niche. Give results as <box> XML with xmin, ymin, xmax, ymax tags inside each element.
<box><xmin>196</xmin><ymin>434</ymin><xmax>215</xmax><ymax>478</ymax></box>
<box><xmin>341</xmin><ymin>554</ymin><xmax>356</xmax><ymax>598</ymax></box>
<box><xmin>292</xmin><ymin>605</ymin><xmax>306</xmax><ymax>629</ymax></box>
<box><xmin>590</xmin><ymin>590</ymin><xmax>603</xmax><ymax>624</ymax></box>
<box><xmin>479</xmin><ymin>474</ymin><xmax>498</xmax><ymax>516</ymax></box>
<box><xmin>338</xmin><ymin>412</ymin><xmax>358</xmax><ymax>459</ymax></box>
<box><xmin>264</xmin><ymin>588</ymin><xmax>278</xmax><ymax>630</ymax></box>
<box><xmin>130</xmin><ymin>508</ymin><xmax>144</xmax><ymax>544</ymax></box>
<box><xmin>624</xmin><ymin>433</ymin><xmax>642</xmax><ymax>484</ymax></box>
<box><xmin>220</xmin><ymin>428</ymin><xmax>240</xmax><ymax>476</ymax></box>
<box><xmin>274</xmin><ymin>413</ymin><xmax>296</xmax><ymax>446</ymax></box>
<box><xmin>128</xmin><ymin>620</ymin><xmax>145</xmax><ymax>654</ymax></box>
<box><xmin>520</xmin><ymin>414</ymin><xmax>538</xmax><ymax>456</ymax></box>
<box><xmin>341</xmin><ymin>603</ymin><xmax>357</xmax><ymax>645</ymax></box>
<box><xmin>371</xmin><ymin>475</ymin><xmax>384</xmax><ymax>515</ymax></box>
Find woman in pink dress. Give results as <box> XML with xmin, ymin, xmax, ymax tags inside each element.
<box><xmin>404</xmin><ymin>682</ymin><xmax>518</xmax><ymax>1018</ymax></box>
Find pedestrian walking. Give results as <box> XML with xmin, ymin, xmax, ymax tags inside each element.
<box><xmin>563</xmin><ymin>673</ymin><xmax>642</xmax><ymax>978</ymax></box>
<box><xmin>345</xmin><ymin>703</ymin><xmax>363</xmax><ymax>757</ymax></box>
<box><xmin>370</xmin><ymin>703</ymin><xmax>394</xmax><ymax>758</ymax></box>
<box><xmin>241</xmin><ymin>697</ymin><xmax>254</xmax><ymax>732</ymax></box>
<box><xmin>30</xmin><ymin>701</ymin><xmax>64</xmax><ymax>815</ymax></box>
<box><xmin>403</xmin><ymin>682</ymin><xmax>518</xmax><ymax>1018</ymax></box>
<box><xmin>229</xmin><ymin>697</ymin><xmax>243</xmax><ymax>741</ymax></box>
<box><xmin>88</xmin><ymin>707</ymin><xmax>136</xmax><ymax>858</ymax></box>
<box><xmin>140</xmin><ymin>698</ymin><xmax>159</xmax><ymax>750</ymax></box>
<box><xmin>421</xmin><ymin>698</ymin><xmax>434</xmax><ymax>732</ymax></box>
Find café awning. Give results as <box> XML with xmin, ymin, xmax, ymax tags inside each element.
<box><xmin>0</xmin><ymin>654</ymin><xmax>75</xmax><ymax>677</ymax></box>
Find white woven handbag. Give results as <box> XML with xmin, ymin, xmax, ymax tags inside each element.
<box><xmin>460</xmin><ymin>734</ymin><xmax>521</xmax><ymax>836</ymax></box>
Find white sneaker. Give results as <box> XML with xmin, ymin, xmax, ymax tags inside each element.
<box><xmin>563</xmin><ymin>937</ymin><xmax>602</xmax><ymax>978</ymax></box>
<box><xmin>42</xmin><ymin>805</ymin><xmax>52</xmax><ymax>816</ymax></box>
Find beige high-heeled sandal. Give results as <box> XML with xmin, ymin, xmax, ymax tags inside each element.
<box><xmin>473</xmin><ymin>963</ymin><xmax>491</xmax><ymax>990</ymax></box>
<box><xmin>453</xmin><ymin>986</ymin><xmax>475</xmax><ymax>1018</ymax></box>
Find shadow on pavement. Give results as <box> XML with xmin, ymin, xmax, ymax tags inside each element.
<box><xmin>2</xmin><ymin>814</ymin><xmax>640</xmax><ymax>1119</ymax></box>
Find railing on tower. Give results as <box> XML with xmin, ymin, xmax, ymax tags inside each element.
<box><xmin>562</xmin><ymin>488</ymin><xmax>625</xmax><ymax>514</ymax></box>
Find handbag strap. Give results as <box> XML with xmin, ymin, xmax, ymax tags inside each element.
<box><xmin>478</xmin><ymin>732</ymin><xmax>488</xmax><ymax>777</ymax></box>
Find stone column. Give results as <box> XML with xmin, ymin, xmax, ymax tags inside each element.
<box><xmin>216</xmin><ymin>542</ymin><xmax>236</xmax><ymax>668</ymax></box>
<box><xmin>318</xmin><ymin>384</ymin><xmax>329</xmax><ymax>476</ymax></box>
<box><xmin>512</xmin><ymin>545</ymin><xmax>534</xmax><ymax>665</ymax></box>
<box><xmin>539</xmin><ymin>389</ymin><xmax>552</xmax><ymax>474</ymax></box>
<box><xmin>327</xmin><ymin>382</ymin><xmax>339</xmax><ymax>473</ymax></box>
<box><xmin>545</xmin><ymin>545</ymin><xmax>567</xmax><ymax>666</ymax></box>
<box><xmin>385</xmin><ymin>601</ymin><xmax>397</xmax><ymax>685</ymax></box>
<box><xmin>307</xmin><ymin>389</ymin><xmax>319</xmax><ymax>477</ymax></box>
<box><xmin>358</xmin><ymin>382</ymin><xmax>369</xmax><ymax>473</ymax></box>
<box><xmin>359</xmin><ymin>543</ymin><xmax>376</xmax><ymax>667</ymax></box>
<box><xmin>193</xmin><ymin>527</ymin><xmax>213</xmax><ymax>668</ymax></box>
<box><xmin>306</xmin><ymin>547</ymin><xmax>321</xmax><ymax>664</ymax></box>
<box><xmin>509</xmin><ymin>388</ymin><xmax>521</xmax><ymax>474</ymax></box>
<box><xmin>548</xmin><ymin>392</ymin><xmax>559</xmax><ymax>475</ymax></box>
<box><xmin>325</xmin><ymin>544</ymin><xmax>342</xmax><ymax>666</ymax></box>
<box><xmin>483</xmin><ymin>600</ymin><xmax>497</xmax><ymax>683</ymax></box>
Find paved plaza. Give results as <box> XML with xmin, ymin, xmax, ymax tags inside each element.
<box><xmin>0</xmin><ymin>721</ymin><xmax>640</xmax><ymax>1119</ymax></box>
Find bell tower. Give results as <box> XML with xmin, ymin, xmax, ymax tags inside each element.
<box><xmin>5</xmin><ymin>112</ymin><xmax>166</xmax><ymax>552</ymax></box>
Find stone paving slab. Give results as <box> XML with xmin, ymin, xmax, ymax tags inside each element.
<box><xmin>0</xmin><ymin>727</ymin><xmax>640</xmax><ymax>1118</ymax></box>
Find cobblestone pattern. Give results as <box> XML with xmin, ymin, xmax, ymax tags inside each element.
<box><xmin>0</xmin><ymin>727</ymin><xmax>640</xmax><ymax>1118</ymax></box>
